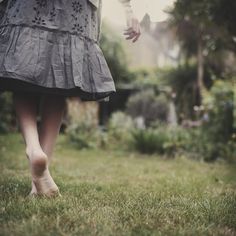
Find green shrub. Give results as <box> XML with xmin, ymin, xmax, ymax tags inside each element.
<box><xmin>200</xmin><ymin>80</ymin><xmax>235</xmax><ymax>161</ymax></box>
<box><xmin>182</xmin><ymin>127</ymin><xmax>236</xmax><ymax>162</ymax></box>
<box><xmin>65</xmin><ymin>119</ymin><xmax>107</xmax><ymax>150</ymax></box>
<box><xmin>107</xmin><ymin>111</ymin><xmax>135</xmax><ymax>149</ymax></box>
<box><xmin>66</xmin><ymin>122</ymin><xmax>95</xmax><ymax>149</ymax></box>
<box><xmin>65</xmin><ymin>111</ymin><xmax>135</xmax><ymax>151</ymax></box>
<box><xmin>221</xmin><ymin>137</ymin><xmax>236</xmax><ymax>162</ymax></box>
<box><xmin>131</xmin><ymin>128</ymin><xmax>166</xmax><ymax>154</ymax></box>
<box><xmin>164</xmin><ymin>64</ymin><xmax>212</xmax><ymax>120</ymax></box>
<box><xmin>131</xmin><ymin>125</ymin><xmax>191</xmax><ymax>156</ymax></box>
<box><xmin>130</xmin><ymin>124</ymin><xmax>235</xmax><ymax>162</ymax></box>
<box><xmin>125</xmin><ymin>89</ymin><xmax>169</xmax><ymax>127</ymax></box>
<box><xmin>203</xmin><ymin>80</ymin><xmax>234</xmax><ymax>143</ymax></box>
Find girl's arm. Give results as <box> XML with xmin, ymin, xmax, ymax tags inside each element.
<box><xmin>118</xmin><ymin>0</ymin><xmax>141</xmax><ymax>43</ymax></box>
<box><xmin>118</xmin><ymin>0</ymin><xmax>133</xmax><ymax>16</ymax></box>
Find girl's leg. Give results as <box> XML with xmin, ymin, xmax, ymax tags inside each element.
<box><xmin>39</xmin><ymin>94</ymin><xmax>66</xmax><ymax>162</ymax></box>
<box><xmin>13</xmin><ymin>92</ymin><xmax>59</xmax><ymax>197</ymax></box>
<box><xmin>29</xmin><ymin>94</ymin><xmax>66</xmax><ymax>194</ymax></box>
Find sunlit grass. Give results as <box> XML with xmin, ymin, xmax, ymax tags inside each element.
<box><xmin>0</xmin><ymin>133</ymin><xmax>236</xmax><ymax>236</ymax></box>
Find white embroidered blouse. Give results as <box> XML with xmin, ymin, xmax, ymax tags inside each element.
<box><xmin>0</xmin><ymin>0</ymin><xmax>133</xmax><ymax>42</ymax></box>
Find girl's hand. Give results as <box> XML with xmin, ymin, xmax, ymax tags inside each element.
<box><xmin>123</xmin><ymin>14</ymin><xmax>141</xmax><ymax>43</ymax></box>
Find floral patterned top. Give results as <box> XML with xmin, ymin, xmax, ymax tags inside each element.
<box><xmin>0</xmin><ymin>0</ymin><xmax>102</xmax><ymax>42</ymax></box>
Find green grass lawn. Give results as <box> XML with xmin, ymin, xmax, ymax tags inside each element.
<box><xmin>0</xmin><ymin>133</ymin><xmax>236</xmax><ymax>236</ymax></box>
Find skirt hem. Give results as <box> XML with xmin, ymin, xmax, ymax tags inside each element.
<box><xmin>0</xmin><ymin>76</ymin><xmax>115</xmax><ymax>102</ymax></box>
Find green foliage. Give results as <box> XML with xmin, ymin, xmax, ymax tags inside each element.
<box><xmin>203</xmin><ymin>80</ymin><xmax>234</xmax><ymax>143</ymax></box>
<box><xmin>210</xmin><ymin>0</ymin><xmax>236</xmax><ymax>51</ymax></box>
<box><xmin>199</xmin><ymin>80</ymin><xmax>235</xmax><ymax>161</ymax></box>
<box><xmin>65</xmin><ymin>122</ymin><xmax>96</xmax><ymax>149</ymax></box>
<box><xmin>131</xmin><ymin>125</ymin><xmax>190</xmax><ymax>156</ymax></box>
<box><xmin>166</xmin><ymin>0</ymin><xmax>236</xmax><ymax>131</ymax></box>
<box><xmin>107</xmin><ymin>111</ymin><xmax>135</xmax><ymax>146</ymax></box>
<box><xmin>131</xmin><ymin>128</ymin><xmax>166</xmax><ymax>155</ymax></box>
<box><xmin>162</xmin><ymin>64</ymin><xmax>212</xmax><ymax>120</ymax></box>
<box><xmin>66</xmin><ymin>111</ymin><xmax>136</xmax><ymax>151</ymax></box>
<box><xmin>165</xmin><ymin>65</ymin><xmax>198</xmax><ymax>120</ymax></box>
<box><xmin>167</xmin><ymin>0</ymin><xmax>235</xmax><ymax>56</ymax></box>
<box><xmin>125</xmin><ymin>89</ymin><xmax>169</xmax><ymax>127</ymax></box>
<box><xmin>131</xmin><ymin>124</ymin><xmax>235</xmax><ymax>162</ymax></box>
<box><xmin>182</xmin><ymin>127</ymin><xmax>236</xmax><ymax>162</ymax></box>
<box><xmin>0</xmin><ymin>92</ymin><xmax>15</xmax><ymax>133</ymax></box>
<box><xmin>129</xmin><ymin>67</ymin><xmax>162</xmax><ymax>88</ymax></box>
<box><xmin>157</xmin><ymin>63</ymin><xmax>235</xmax><ymax>157</ymax></box>
<box><xmin>65</xmin><ymin>120</ymin><xmax>107</xmax><ymax>150</ymax></box>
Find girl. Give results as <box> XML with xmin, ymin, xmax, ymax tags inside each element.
<box><xmin>0</xmin><ymin>0</ymin><xmax>141</xmax><ymax>197</ymax></box>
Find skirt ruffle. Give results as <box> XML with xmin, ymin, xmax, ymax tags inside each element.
<box><xmin>0</xmin><ymin>25</ymin><xmax>116</xmax><ymax>101</ymax></box>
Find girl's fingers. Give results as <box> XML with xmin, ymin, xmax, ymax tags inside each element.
<box><xmin>124</xmin><ymin>16</ymin><xmax>141</xmax><ymax>42</ymax></box>
<box><xmin>124</xmin><ymin>28</ymin><xmax>134</xmax><ymax>34</ymax></box>
<box><xmin>132</xmin><ymin>32</ymin><xmax>141</xmax><ymax>43</ymax></box>
<box><xmin>123</xmin><ymin>29</ymin><xmax>135</xmax><ymax>37</ymax></box>
<box><xmin>123</xmin><ymin>31</ymin><xmax>133</xmax><ymax>35</ymax></box>
<box><xmin>123</xmin><ymin>25</ymin><xmax>140</xmax><ymax>36</ymax></box>
<box><xmin>125</xmin><ymin>33</ymin><xmax>135</xmax><ymax>40</ymax></box>
<box><xmin>125</xmin><ymin>31</ymin><xmax>140</xmax><ymax>41</ymax></box>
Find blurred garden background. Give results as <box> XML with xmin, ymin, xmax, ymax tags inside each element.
<box><xmin>0</xmin><ymin>0</ymin><xmax>236</xmax><ymax>235</ymax></box>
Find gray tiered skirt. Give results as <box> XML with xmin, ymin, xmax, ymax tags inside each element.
<box><xmin>0</xmin><ymin>0</ymin><xmax>116</xmax><ymax>101</ymax></box>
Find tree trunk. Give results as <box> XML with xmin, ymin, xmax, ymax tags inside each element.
<box><xmin>197</xmin><ymin>37</ymin><xmax>204</xmax><ymax>104</ymax></box>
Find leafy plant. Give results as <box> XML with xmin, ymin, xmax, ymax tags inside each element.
<box><xmin>107</xmin><ymin>111</ymin><xmax>135</xmax><ymax>149</ymax></box>
<box><xmin>125</xmin><ymin>89</ymin><xmax>169</xmax><ymax>127</ymax></box>
<box><xmin>131</xmin><ymin>125</ymin><xmax>191</xmax><ymax>156</ymax></box>
<box><xmin>65</xmin><ymin>117</ymin><xmax>108</xmax><ymax>150</ymax></box>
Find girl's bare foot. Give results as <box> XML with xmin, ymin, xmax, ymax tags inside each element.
<box><xmin>29</xmin><ymin>181</ymin><xmax>37</xmax><ymax>196</ymax></box>
<box><xmin>26</xmin><ymin>148</ymin><xmax>60</xmax><ymax>197</ymax></box>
